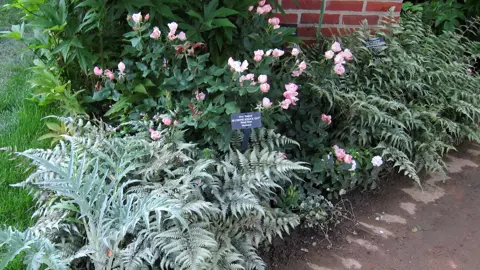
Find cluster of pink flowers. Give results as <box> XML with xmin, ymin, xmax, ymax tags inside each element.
<box><xmin>165</xmin><ymin>22</ymin><xmax>186</xmax><ymax>41</ymax></box>
<box><xmin>281</xmin><ymin>83</ymin><xmax>299</xmax><ymax>109</ymax></box>
<box><xmin>325</xmin><ymin>42</ymin><xmax>353</xmax><ymax>75</ymax></box>
<box><xmin>321</xmin><ymin>114</ymin><xmax>332</xmax><ymax>125</ymax></box>
<box><xmin>250</xmin><ymin>0</ymin><xmax>272</xmax><ymax>14</ymax></box>
<box><xmin>228</xmin><ymin>57</ymin><xmax>249</xmax><ymax>73</ymax></box>
<box><xmin>268</xmin><ymin>17</ymin><xmax>280</xmax><ymax>29</ymax></box>
<box><xmin>252</xmin><ymin>48</ymin><xmax>284</xmax><ymax>63</ymax></box>
<box><xmin>149</xmin><ymin>128</ymin><xmax>161</xmax><ymax>141</ymax></box>
<box><xmin>333</xmin><ymin>145</ymin><xmax>355</xmax><ymax>168</ymax></box>
<box><xmin>93</xmin><ymin>61</ymin><xmax>127</xmax><ymax>80</ymax></box>
<box><xmin>239</xmin><ymin>73</ymin><xmax>256</xmax><ymax>87</ymax></box>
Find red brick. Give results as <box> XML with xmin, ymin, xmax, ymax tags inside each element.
<box><xmin>366</xmin><ymin>2</ymin><xmax>402</xmax><ymax>12</ymax></box>
<box><xmin>326</xmin><ymin>1</ymin><xmax>364</xmax><ymax>11</ymax></box>
<box><xmin>273</xmin><ymin>13</ymin><xmax>299</xmax><ymax>24</ymax></box>
<box><xmin>282</xmin><ymin>0</ymin><xmax>323</xmax><ymax>10</ymax></box>
<box><xmin>342</xmin><ymin>15</ymin><xmax>379</xmax><ymax>25</ymax></box>
<box><xmin>297</xmin><ymin>26</ymin><xmax>317</xmax><ymax>38</ymax></box>
<box><xmin>321</xmin><ymin>27</ymin><xmax>359</xmax><ymax>37</ymax></box>
<box><xmin>301</xmin><ymin>13</ymin><xmax>340</xmax><ymax>24</ymax></box>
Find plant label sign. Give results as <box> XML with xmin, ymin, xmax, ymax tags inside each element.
<box><xmin>365</xmin><ymin>37</ymin><xmax>386</xmax><ymax>55</ymax></box>
<box><xmin>231</xmin><ymin>112</ymin><xmax>262</xmax><ymax>130</ymax></box>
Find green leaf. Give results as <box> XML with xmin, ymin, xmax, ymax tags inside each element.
<box><xmin>224</xmin><ymin>101</ymin><xmax>238</xmax><ymax>114</ymax></box>
<box><xmin>133</xmin><ymin>84</ymin><xmax>148</xmax><ymax>95</ymax></box>
<box><xmin>214</xmin><ymin>7</ymin><xmax>239</xmax><ymax>17</ymax></box>
<box><xmin>212</xmin><ymin>18</ymin><xmax>236</xmax><ymax>28</ymax></box>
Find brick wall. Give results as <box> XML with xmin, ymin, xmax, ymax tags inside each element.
<box><xmin>276</xmin><ymin>0</ymin><xmax>403</xmax><ymax>40</ymax></box>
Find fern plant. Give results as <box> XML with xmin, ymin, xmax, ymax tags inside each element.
<box><xmin>305</xmin><ymin>9</ymin><xmax>480</xmax><ymax>184</ymax></box>
<box><xmin>0</xmin><ymin>117</ymin><xmax>308</xmax><ymax>269</ymax></box>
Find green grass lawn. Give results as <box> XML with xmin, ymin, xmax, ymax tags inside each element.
<box><xmin>0</xmin><ymin>8</ymin><xmax>56</xmax><ymax>270</ymax></box>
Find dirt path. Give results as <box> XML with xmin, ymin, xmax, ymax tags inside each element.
<box><xmin>265</xmin><ymin>142</ymin><xmax>480</xmax><ymax>270</ymax></box>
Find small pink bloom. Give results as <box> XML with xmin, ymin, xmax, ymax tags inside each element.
<box><xmin>258</xmin><ymin>74</ymin><xmax>268</xmax><ymax>83</ymax></box>
<box><xmin>263</xmin><ymin>4</ymin><xmax>272</xmax><ymax>12</ymax></box>
<box><xmin>253</xmin><ymin>55</ymin><xmax>262</xmax><ymax>62</ymax></box>
<box><xmin>321</xmin><ymin>114</ymin><xmax>332</xmax><ymax>125</ymax></box>
<box><xmin>260</xmin><ymin>83</ymin><xmax>270</xmax><ymax>93</ymax></box>
<box><xmin>268</xmin><ymin>17</ymin><xmax>280</xmax><ymax>28</ymax></box>
<box><xmin>94</xmin><ymin>66</ymin><xmax>103</xmax><ymax>76</ymax></box>
<box><xmin>331</xmin><ymin>41</ymin><xmax>342</xmax><ymax>52</ymax></box>
<box><xmin>104</xmin><ymin>69</ymin><xmax>115</xmax><ymax>80</ymax></box>
<box><xmin>334</xmin><ymin>53</ymin><xmax>345</xmax><ymax>64</ymax></box>
<box><xmin>281</xmin><ymin>99</ymin><xmax>292</xmax><ymax>109</ymax></box>
<box><xmin>298</xmin><ymin>61</ymin><xmax>307</xmax><ymax>71</ymax></box>
<box><xmin>343</xmin><ymin>154</ymin><xmax>353</xmax><ymax>164</ymax></box>
<box><xmin>118</xmin><ymin>62</ymin><xmax>125</xmax><ymax>73</ymax></box>
<box><xmin>150</xmin><ymin>26</ymin><xmax>161</xmax><ymax>39</ymax></box>
<box><xmin>174</xmin><ymin>120</ymin><xmax>179</xmax><ymax>126</ymax></box>
<box><xmin>162</xmin><ymin>117</ymin><xmax>172</xmax><ymax>126</ymax></box>
<box><xmin>167</xmin><ymin>22</ymin><xmax>178</xmax><ymax>33</ymax></box>
<box><xmin>272</xmin><ymin>49</ymin><xmax>284</xmax><ymax>58</ymax></box>
<box><xmin>195</xmin><ymin>90</ymin><xmax>206</xmax><ymax>101</ymax></box>
<box><xmin>335</xmin><ymin>148</ymin><xmax>346</xmax><ymax>160</ymax></box>
<box><xmin>291</xmin><ymin>48</ymin><xmax>300</xmax><ymax>56</ymax></box>
<box><xmin>168</xmin><ymin>32</ymin><xmax>176</xmax><ymax>40</ymax></box>
<box><xmin>262</xmin><ymin>97</ymin><xmax>272</xmax><ymax>108</ymax></box>
<box><xmin>292</xmin><ymin>70</ymin><xmax>302</xmax><ymax>77</ymax></box>
<box><xmin>334</xmin><ymin>64</ymin><xmax>345</xmax><ymax>75</ymax></box>
<box><xmin>248</xmin><ymin>5</ymin><xmax>254</xmax><ymax>11</ymax></box>
<box><xmin>332</xmin><ymin>145</ymin><xmax>339</xmax><ymax>151</ymax></box>
<box><xmin>280</xmin><ymin>152</ymin><xmax>287</xmax><ymax>159</ymax></box>
<box><xmin>256</xmin><ymin>6</ymin><xmax>265</xmax><ymax>14</ymax></box>
<box><xmin>343</xmin><ymin>49</ymin><xmax>353</xmax><ymax>61</ymax></box>
<box><xmin>325</xmin><ymin>50</ymin><xmax>335</xmax><ymax>59</ymax></box>
<box><xmin>467</xmin><ymin>68</ymin><xmax>473</xmax><ymax>74</ymax></box>
<box><xmin>254</xmin><ymin>49</ymin><xmax>264</xmax><ymax>56</ymax></box>
<box><xmin>145</xmin><ymin>13</ymin><xmax>150</xmax><ymax>21</ymax></box>
<box><xmin>265</xmin><ymin>49</ymin><xmax>273</xmax><ymax>56</ymax></box>
<box><xmin>177</xmin><ymin>31</ymin><xmax>187</xmax><ymax>41</ymax></box>
<box><xmin>284</xmin><ymin>82</ymin><xmax>298</xmax><ymax>92</ymax></box>
<box><xmin>149</xmin><ymin>129</ymin><xmax>161</xmax><ymax>141</ymax></box>
<box><xmin>132</xmin><ymin>12</ymin><xmax>142</xmax><ymax>24</ymax></box>
<box><xmin>132</xmin><ymin>26</ymin><xmax>137</xmax><ymax>31</ymax></box>
<box><xmin>258</xmin><ymin>0</ymin><xmax>266</xmax><ymax>6</ymax></box>
<box><xmin>195</xmin><ymin>179</ymin><xmax>201</xmax><ymax>185</ymax></box>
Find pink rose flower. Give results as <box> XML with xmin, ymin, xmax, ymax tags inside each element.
<box><xmin>343</xmin><ymin>154</ymin><xmax>353</xmax><ymax>164</ymax></box>
<box><xmin>149</xmin><ymin>128</ymin><xmax>161</xmax><ymax>141</ymax></box>
<box><xmin>104</xmin><ymin>69</ymin><xmax>115</xmax><ymax>80</ymax></box>
<box><xmin>281</xmin><ymin>99</ymin><xmax>292</xmax><ymax>109</ymax></box>
<box><xmin>256</xmin><ymin>6</ymin><xmax>265</xmax><ymax>14</ymax></box>
<box><xmin>174</xmin><ymin>120</ymin><xmax>179</xmax><ymax>126</ymax></box>
<box><xmin>177</xmin><ymin>31</ymin><xmax>187</xmax><ymax>41</ymax></box>
<box><xmin>162</xmin><ymin>117</ymin><xmax>172</xmax><ymax>126</ymax></box>
<box><xmin>248</xmin><ymin>6</ymin><xmax>254</xmax><ymax>11</ymax></box>
<box><xmin>291</xmin><ymin>48</ymin><xmax>300</xmax><ymax>56</ymax></box>
<box><xmin>335</xmin><ymin>148</ymin><xmax>346</xmax><ymax>160</ymax></box>
<box><xmin>262</xmin><ymin>97</ymin><xmax>272</xmax><ymax>108</ymax></box>
<box><xmin>258</xmin><ymin>0</ymin><xmax>266</xmax><ymax>6</ymax></box>
<box><xmin>168</xmin><ymin>32</ymin><xmax>176</xmax><ymax>40</ymax></box>
<box><xmin>94</xmin><ymin>66</ymin><xmax>103</xmax><ymax>76</ymax></box>
<box><xmin>343</xmin><ymin>49</ymin><xmax>353</xmax><ymax>61</ymax></box>
<box><xmin>150</xmin><ymin>26</ymin><xmax>161</xmax><ymax>39</ymax></box>
<box><xmin>325</xmin><ymin>50</ymin><xmax>335</xmax><ymax>59</ymax></box>
<box><xmin>253</xmin><ymin>49</ymin><xmax>264</xmax><ymax>62</ymax></box>
<box><xmin>284</xmin><ymin>82</ymin><xmax>298</xmax><ymax>92</ymax></box>
<box><xmin>132</xmin><ymin>12</ymin><xmax>142</xmax><ymax>24</ymax></box>
<box><xmin>272</xmin><ymin>49</ymin><xmax>284</xmax><ymax>58</ymax></box>
<box><xmin>263</xmin><ymin>4</ymin><xmax>272</xmax><ymax>12</ymax></box>
<box><xmin>118</xmin><ymin>62</ymin><xmax>125</xmax><ymax>73</ymax></box>
<box><xmin>292</xmin><ymin>70</ymin><xmax>302</xmax><ymax>77</ymax></box>
<box><xmin>331</xmin><ymin>41</ymin><xmax>342</xmax><ymax>52</ymax></box>
<box><xmin>334</xmin><ymin>53</ymin><xmax>345</xmax><ymax>64</ymax></box>
<box><xmin>258</xmin><ymin>74</ymin><xmax>268</xmax><ymax>83</ymax></box>
<box><xmin>268</xmin><ymin>17</ymin><xmax>280</xmax><ymax>29</ymax></box>
<box><xmin>246</xmin><ymin>73</ymin><xmax>255</xmax><ymax>81</ymax></box>
<box><xmin>195</xmin><ymin>90</ymin><xmax>206</xmax><ymax>101</ymax></box>
<box><xmin>167</xmin><ymin>22</ymin><xmax>178</xmax><ymax>33</ymax></box>
<box><xmin>298</xmin><ymin>61</ymin><xmax>307</xmax><ymax>71</ymax></box>
<box><xmin>321</xmin><ymin>114</ymin><xmax>332</xmax><ymax>125</ymax></box>
<box><xmin>334</xmin><ymin>64</ymin><xmax>345</xmax><ymax>75</ymax></box>
<box><xmin>260</xmin><ymin>83</ymin><xmax>270</xmax><ymax>93</ymax></box>
<box><xmin>145</xmin><ymin>13</ymin><xmax>150</xmax><ymax>21</ymax></box>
